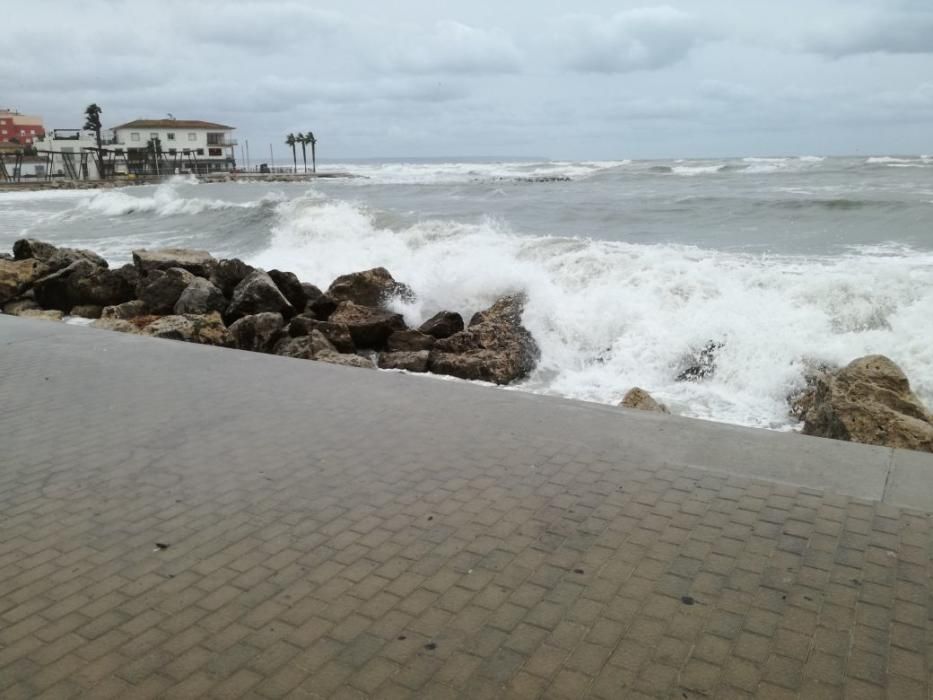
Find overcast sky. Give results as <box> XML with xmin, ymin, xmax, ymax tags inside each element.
<box><xmin>4</xmin><ymin>0</ymin><xmax>933</xmax><ymax>160</ymax></box>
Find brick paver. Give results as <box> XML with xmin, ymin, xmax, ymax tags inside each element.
<box><xmin>1</xmin><ymin>317</ymin><xmax>932</xmax><ymax>698</ymax></box>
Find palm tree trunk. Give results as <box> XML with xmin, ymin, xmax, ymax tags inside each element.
<box><xmin>300</xmin><ymin>143</ymin><xmax>307</xmax><ymax>173</ymax></box>
<box><xmin>291</xmin><ymin>146</ymin><xmax>297</xmax><ymax>173</ymax></box>
<box><xmin>311</xmin><ymin>142</ymin><xmax>316</xmax><ymax>173</ymax></box>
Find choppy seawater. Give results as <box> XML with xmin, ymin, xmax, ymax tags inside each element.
<box><xmin>2</xmin><ymin>155</ymin><xmax>932</xmax><ymax>430</ymax></box>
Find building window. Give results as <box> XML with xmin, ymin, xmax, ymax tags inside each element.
<box><xmin>208</xmin><ymin>148</ymin><xmax>222</xmax><ymax>157</ymax></box>
<box><xmin>167</xmin><ymin>132</ymin><xmax>175</xmax><ymax>141</ymax></box>
<box><xmin>131</xmin><ymin>133</ymin><xmax>140</xmax><ymax>142</ymax></box>
<box><xmin>1</xmin><ymin>130</ymin><xmax>6</xmax><ymax>135</ymax></box>
<box><xmin>168</xmin><ymin>148</ymin><xmax>177</xmax><ymax>155</ymax></box>
<box><xmin>188</xmin><ymin>132</ymin><xmax>196</xmax><ymax>141</ymax></box>
<box><xmin>196</xmin><ymin>148</ymin><xmax>204</xmax><ymax>155</ymax></box>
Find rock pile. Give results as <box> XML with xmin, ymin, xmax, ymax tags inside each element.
<box><xmin>1</xmin><ymin>240</ymin><xmax>539</xmax><ymax>386</ymax></box>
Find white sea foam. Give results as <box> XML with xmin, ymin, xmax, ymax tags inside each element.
<box><xmin>323</xmin><ymin>160</ymin><xmax>628</xmax><ymax>184</ymax></box>
<box><xmin>73</xmin><ymin>180</ymin><xmax>284</xmax><ymax>217</ymax></box>
<box><xmin>671</xmin><ymin>164</ymin><xmax>726</xmax><ymax>176</ymax></box>
<box><xmin>251</xmin><ymin>193</ymin><xmax>933</xmax><ymax>429</ymax></box>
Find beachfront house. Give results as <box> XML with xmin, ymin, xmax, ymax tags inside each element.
<box><xmin>0</xmin><ymin>109</ymin><xmax>46</xmax><ymax>145</ymax></box>
<box><xmin>31</xmin><ymin>129</ymin><xmax>114</xmax><ymax>180</ymax></box>
<box><xmin>111</xmin><ymin>119</ymin><xmax>237</xmax><ymax>174</ymax></box>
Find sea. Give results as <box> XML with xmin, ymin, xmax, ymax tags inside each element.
<box><xmin>2</xmin><ymin>155</ymin><xmax>932</xmax><ymax>431</ymax></box>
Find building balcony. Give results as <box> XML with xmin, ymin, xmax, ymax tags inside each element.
<box><xmin>206</xmin><ymin>139</ymin><xmax>237</xmax><ymax>147</ymax></box>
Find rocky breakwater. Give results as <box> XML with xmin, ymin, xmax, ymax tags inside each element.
<box><xmin>1</xmin><ymin>240</ymin><xmax>539</xmax><ymax>385</ymax></box>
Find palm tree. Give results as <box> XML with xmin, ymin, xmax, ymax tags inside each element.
<box><xmin>285</xmin><ymin>133</ymin><xmax>297</xmax><ymax>173</ymax></box>
<box><xmin>83</xmin><ymin>103</ymin><xmax>104</xmax><ymax>178</ymax></box>
<box><xmin>296</xmin><ymin>133</ymin><xmax>308</xmax><ymax>173</ymax></box>
<box><xmin>305</xmin><ymin>131</ymin><xmax>317</xmax><ymax>173</ymax></box>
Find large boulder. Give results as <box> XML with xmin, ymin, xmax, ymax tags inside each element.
<box><xmin>274</xmin><ymin>329</ymin><xmax>336</xmax><ymax>360</ymax></box>
<box><xmin>798</xmin><ymin>355</ymin><xmax>933</xmax><ymax>452</ymax></box>
<box><xmin>229</xmin><ymin>312</ymin><xmax>284</xmax><ymax>353</ymax></box>
<box><xmin>315</xmin><ymin>350</ymin><xmax>375</xmax><ymax>369</ymax></box>
<box><xmin>141</xmin><ymin>312</ymin><xmax>232</xmax><ymax>347</ymax></box>
<box><xmin>620</xmin><ymin>388</ymin><xmax>669</xmax><ymax>414</ymax></box>
<box><xmin>137</xmin><ymin>268</ymin><xmax>197</xmax><ymax>314</ymax></box>
<box><xmin>379</xmin><ymin>351</ymin><xmax>430</xmax><ymax>373</ymax></box>
<box><xmin>132</xmin><ymin>248</ymin><xmax>216</xmax><ymax>277</ymax></box>
<box><xmin>2</xmin><ymin>298</ymin><xmax>41</xmax><ymax>315</ymax></box>
<box><xmin>328</xmin><ymin>301</ymin><xmax>406</xmax><ymax>349</ymax></box>
<box><xmin>210</xmin><ymin>258</ymin><xmax>255</xmax><ymax>296</ymax></box>
<box><xmin>174</xmin><ymin>277</ymin><xmax>227</xmax><ymax>315</ymax></box>
<box><xmin>91</xmin><ymin>318</ymin><xmax>139</xmax><ymax>334</ymax></box>
<box><xmin>307</xmin><ymin>293</ymin><xmax>338</xmax><ymax>320</ymax></box>
<box><xmin>70</xmin><ymin>267</ymin><xmax>135</xmax><ymax>307</ymax></box>
<box><xmin>0</xmin><ymin>258</ymin><xmax>48</xmax><ymax>304</ymax></box>
<box><xmin>327</xmin><ymin>267</ymin><xmax>412</xmax><ymax>307</ymax></box>
<box><xmin>428</xmin><ymin>295</ymin><xmax>539</xmax><ymax>385</ymax></box>
<box><xmin>301</xmin><ymin>283</ymin><xmax>324</xmax><ymax>307</ymax></box>
<box><xmin>419</xmin><ymin>311</ymin><xmax>464</xmax><ymax>339</ymax></box>
<box><xmin>13</xmin><ymin>239</ymin><xmax>108</xmax><ymax>272</ymax></box>
<box><xmin>287</xmin><ymin>315</ymin><xmax>355</xmax><ymax>353</ymax></box>
<box><xmin>31</xmin><ymin>259</ymin><xmax>98</xmax><ymax>311</ymax></box>
<box><xmin>226</xmin><ymin>270</ymin><xmax>295</xmax><ymax>322</ymax></box>
<box><xmin>18</xmin><ymin>309</ymin><xmax>63</xmax><ymax>322</ymax></box>
<box><xmin>268</xmin><ymin>270</ymin><xmax>307</xmax><ymax>312</ymax></box>
<box><xmin>387</xmin><ymin>330</ymin><xmax>435</xmax><ymax>352</ymax></box>
<box><xmin>101</xmin><ymin>299</ymin><xmax>148</xmax><ymax>320</ymax></box>
<box><xmin>69</xmin><ymin>305</ymin><xmax>103</xmax><ymax>319</ymax></box>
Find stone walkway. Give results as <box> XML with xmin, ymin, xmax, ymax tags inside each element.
<box><xmin>1</xmin><ymin>316</ymin><xmax>931</xmax><ymax>699</ymax></box>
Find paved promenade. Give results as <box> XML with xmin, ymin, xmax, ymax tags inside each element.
<box><xmin>2</xmin><ymin>315</ymin><xmax>932</xmax><ymax>699</ymax></box>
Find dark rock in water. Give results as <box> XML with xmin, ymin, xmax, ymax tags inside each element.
<box><xmin>379</xmin><ymin>351</ymin><xmax>430</xmax><ymax>373</ymax></box>
<box><xmin>69</xmin><ymin>305</ymin><xmax>103</xmax><ymax>319</ymax></box>
<box><xmin>226</xmin><ymin>270</ymin><xmax>295</xmax><ymax>322</ymax></box>
<box><xmin>798</xmin><ymin>355</ymin><xmax>933</xmax><ymax>452</ymax></box>
<box><xmin>307</xmin><ymin>293</ymin><xmax>338</xmax><ymax>320</ymax></box>
<box><xmin>269</xmin><ymin>270</ymin><xmax>307</xmax><ymax>311</ymax></box>
<box><xmin>137</xmin><ymin>268</ymin><xmax>197</xmax><ymax>314</ymax></box>
<box><xmin>0</xmin><ymin>258</ymin><xmax>48</xmax><ymax>305</ymax></box>
<box><xmin>71</xmin><ymin>267</ymin><xmax>135</xmax><ymax>307</ymax></box>
<box><xmin>676</xmin><ymin>341</ymin><xmax>724</xmax><ymax>382</ymax></box>
<box><xmin>174</xmin><ymin>277</ymin><xmax>227</xmax><ymax>315</ymax></box>
<box><xmin>419</xmin><ymin>311</ymin><xmax>464</xmax><ymax>339</ymax></box>
<box><xmin>328</xmin><ymin>301</ymin><xmax>406</xmax><ymax>349</ymax></box>
<box><xmin>429</xmin><ymin>295</ymin><xmax>539</xmax><ymax>385</ymax></box>
<box><xmin>32</xmin><ymin>259</ymin><xmax>97</xmax><ymax>311</ymax></box>
<box><xmin>101</xmin><ymin>299</ymin><xmax>148</xmax><ymax>320</ymax></box>
<box><xmin>327</xmin><ymin>267</ymin><xmax>413</xmax><ymax>307</ymax></box>
<box><xmin>13</xmin><ymin>239</ymin><xmax>108</xmax><ymax>272</ymax></box>
<box><xmin>275</xmin><ymin>329</ymin><xmax>336</xmax><ymax>359</ymax></box>
<box><xmin>133</xmin><ymin>247</ymin><xmax>216</xmax><ymax>278</ymax></box>
<box><xmin>229</xmin><ymin>312</ymin><xmax>284</xmax><ymax>353</ymax></box>
<box><xmin>141</xmin><ymin>312</ymin><xmax>232</xmax><ymax>347</ymax></box>
<box><xmin>387</xmin><ymin>329</ymin><xmax>436</xmax><ymax>352</ymax></box>
<box><xmin>210</xmin><ymin>258</ymin><xmax>255</xmax><ymax>297</ymax></box>
<box><xmin>620</xmin><ymin>387</ymin><xmax>669</xmax><ymax>414</ymax></box>
<box><xmin>315</xmin><ymin>350</ymin><xmax>375</xmax><ymax>369</ymax></box>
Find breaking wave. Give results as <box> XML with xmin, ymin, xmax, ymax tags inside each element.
<box><xmin>73</xmin><ymin>178</ymin><xmax>285</xmax><ymax>217</ymax></box>
<box><xmin>250</xmin><ymin>193</ymin><xmax>933</xmax><ymax>429</ymax></box>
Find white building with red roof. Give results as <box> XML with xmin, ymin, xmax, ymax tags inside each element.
<box><xmin>111</xmin><ymin>118</ymin><xmax>237</xmax><ymax>173</ymax></box>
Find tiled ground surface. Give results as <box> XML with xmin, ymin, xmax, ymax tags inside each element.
<box><xmin>1</xmin><ymin>318</ymin><xmax>931</xmax><ymax>699</ymax></box>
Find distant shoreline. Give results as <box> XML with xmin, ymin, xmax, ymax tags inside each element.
<box><xmin>0</xmin><ymin>171</ymin><xmax>358</xmax><ymax>192</ymax></box>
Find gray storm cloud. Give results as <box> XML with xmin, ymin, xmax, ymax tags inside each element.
<box><xmin>3</xmin><ymin>0</ymin><xmax>933</xmax><ymax>159</ymax></box>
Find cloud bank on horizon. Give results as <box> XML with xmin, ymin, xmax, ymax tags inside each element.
<box><xmin>3</xmin><ymin>0</ymin><xmax>933</xmax><ymax>160</ymax></box>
